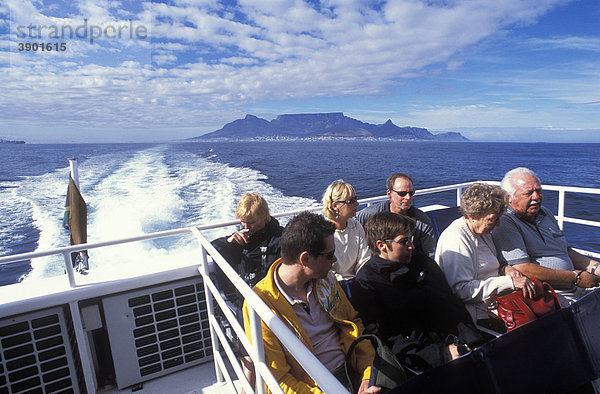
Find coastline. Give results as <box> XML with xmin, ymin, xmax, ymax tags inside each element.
<box><xmin>183</xmin><ymin>136</ymin><xmax>471</xmax><ymax>142</ymax></box>
<box><xmin>0</xmin><ymin>140</ymin><xmax>25</xmax><ymax>144</ymax></box>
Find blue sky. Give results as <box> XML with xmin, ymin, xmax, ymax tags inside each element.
<box><xmin>1</xmin><ymin>0</ymin><xmax>599</xmax><ymax>143</ymax></box>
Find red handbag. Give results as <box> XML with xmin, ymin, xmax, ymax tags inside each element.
<box><xmin>486</xmin><ymin>279</ymin><xmax>561</xmax><ymax>331</ymax></box>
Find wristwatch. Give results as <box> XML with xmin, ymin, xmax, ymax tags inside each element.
<box><xmin>573</xmin><ymin>270</ymin><xmax>584</xmax><ymax>286</ymax></box>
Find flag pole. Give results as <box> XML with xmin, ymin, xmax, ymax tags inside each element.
<box><xmin>68</xmin><ymin>158</ymin><xmax>80</xmax><ymax>189</ymax></box>
<box><xmin>68</xmin><ymin>158</ymin><xmax>89</xmax><ymax>274</ymax></box>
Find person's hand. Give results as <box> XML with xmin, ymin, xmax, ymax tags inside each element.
<box><xmin>592</xmin><ymin>262</ymin><xmax>600</xmax><ymax>276</ymax></box>
<box><xmin>358</xmin><ymin>379</ymin><xmax>381</xmax><ymax>394</ymax></box>
<box><xmin>448</xmin><ymin>344</ymin><xmax>461</xmax><ymax>360</ymax></box>
<box><xmin>511</xmin><ymin>276</ymin><xmax>537</xmax><ymax>298</ymax></box>
<box><xmin>505</xmin><ymin>266</ymin><xmax>524</xmax><ymax>278</ymax></box>
<box><xmin>227</xmin><ymin>229</ymin><xmax>250</xmax><ymax>245</ymax></box>
<box><xmin>576</xmin><ymin>271</ymin><xmax>600</xmax><ymax>288</ymax></box>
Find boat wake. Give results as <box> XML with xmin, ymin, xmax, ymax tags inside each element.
<box><xmin>1</xmin><ymin>144</ymin><xmax>315</xmax><ymax>284</ymax></box>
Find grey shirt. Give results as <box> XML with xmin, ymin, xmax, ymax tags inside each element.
<box><xmin>356</xmin><ymin>201</ymin><xmax>437</xmax><ymax>258</ymax></box>
<box><xmin>273</xmin><ymin>273</ymin><xmax>345</xmax><ymax>371</ymax></box>
<box><xmin>492</xmin><ymin>206</ymin><xmax>574</xmax><ymax>290</ymax></box>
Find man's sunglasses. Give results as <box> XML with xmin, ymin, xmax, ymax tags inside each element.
<box><xmin>319</xmin><ymin>250</ymin><xmax>336</xmax><ymax>260</ymax></box>
<box><xmin>385</xmin><ymin>236</ymin><xmax>414</xmax><ymax>246</ymax></box>
<box><xmin>336</xmin><ymin>196</ymin><xmax>358</xmax><ymax>205</ymax></box>
<box><xmin>392</xmin><ymin>190</ymin><xmax>415</xmax><ymax>197</ymax></box>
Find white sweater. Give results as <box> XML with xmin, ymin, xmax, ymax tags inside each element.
<box><xmin>435</xmin><ymin>217</ymin><xmax>514</xmax><ymax>321</ymax></box>
<box><xmin>332</xmin><ymin>218</ymin><xmax>371</xmax><ymax>279</ymax></box>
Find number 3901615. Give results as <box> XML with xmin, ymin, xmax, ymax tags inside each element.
<box><xmin>18</xmin><ymin>42</ymin><xmax>67</xmax><ymax>51</ymax></box>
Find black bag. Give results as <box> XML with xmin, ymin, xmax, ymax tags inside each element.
<box><xmin>345</xmin><ymin>334</ymin><xmax>407</xmax><ymax>392</ymax></box>
<box><xmin>391</xmin><ymin>331</ymin><xmax>449</xmax><ymax>374</ymax></box>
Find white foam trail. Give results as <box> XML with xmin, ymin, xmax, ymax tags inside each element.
<box><xmin>169</xmin><ymin>147</ymin><xmax>316</xmax><ymax>240</ymax></box>
<box><xmin>19</xmin><ymin>149</ymin><xmax>148</xmax><ymax>282</ymax></box>
<box><xmin>0</xmin><ymin>185</ymin><xmax>34</xmax><ymax>256</ymax></box>
<box><xmin>8</xmin><ymin>167</ymin><xmax>71</xmax><ymax>281</ymax></box>
<box><xmin>15</xmin><ymin>144</ymin><xmax>318</xmax><ymax>281</ymax></box>
<box><xmin>83</xmin><ymin>145</ymin><xmax>318</xmax><ymax>277</ymax></box>
<box><xmin>83</xmin><ymin>145</ymin><xmax>187</xmax><ymax>273</ymax></box>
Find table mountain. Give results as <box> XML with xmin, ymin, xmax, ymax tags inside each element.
<box><xmin>189</xmin><ymin>112</ymin><xmax>468</xmax><ymax>141</ymax></box>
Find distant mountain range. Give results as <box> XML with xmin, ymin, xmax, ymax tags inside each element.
<box><xmin>187</xmin><ymin>113</ymin><xmax>469</xmax><ymax>141</ymax></box>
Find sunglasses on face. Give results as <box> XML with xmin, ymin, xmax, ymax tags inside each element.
<box><xmin>385</xmin><ymin>235</ymin><xmax>414</xmax><ymax>246</ymax></box>
<box><xmin>319</xmin><ymin>249</ymin><xmax>336</xmax><ymax>260</ymax></box>
<box><xmin>392</xmin><ymin>190</ymin><xmax>415</xmax><ymax>198</ymax></box>
<box><xmin>336</xmin><ymin>196</ymin><xmax>358</xmax><ymax>205</ymax></box>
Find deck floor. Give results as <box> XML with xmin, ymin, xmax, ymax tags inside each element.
<box><xmin>97</xmin><ymin>362</ymin><xmax>238</xmax><ymax>394</ymax></box>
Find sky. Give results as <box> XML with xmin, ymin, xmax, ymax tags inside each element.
<box><xmin>0</xmin><ymin>0</ymin><xmax>599</xmax><ymax>143</ymax></box>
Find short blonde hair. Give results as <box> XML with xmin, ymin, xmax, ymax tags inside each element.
<box><xmin>235</xmin><ymin>193</ymin><xmax>270</xmax><ymax>223</ymax></box>
<box><xmin>322</xmin><ymin>180</ymin><xmax>356</xmax><ymax>220</ymax></box>
<box><xmin>460</xmin><ymin>183</ymin><xmax>508</xmax><ymax>219</ymax></box>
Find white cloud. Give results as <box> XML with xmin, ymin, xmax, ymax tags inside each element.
<box><xmin>221</xmin><ymin>56</ymin><xmax>258</xmax><ymax>65</ymax></box>
<box><xmin>399</xmin><ymin>104</ymin><xmax>523</xmax><ymax>129</ymax></box>
<box><xmin>528</xmin><ymin>36</ymin><xmax>600</xmax><ymax>52</ymax></box>
<box><xmin>1</xmin><ymin>0</ymin><xmax>594</xmax><ymax>141</ymax></box>
<box><xmin>153</xmin><ymin>52</ymin><xmax>178</xmax><ymax>65</ymax></box>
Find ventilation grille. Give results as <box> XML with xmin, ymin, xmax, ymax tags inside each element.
<box><xmin>0</xmin><ymin>307</ymin><xmax>82</xmax><ymax>394</ymax></box>
<box><xmin>102</xmin><ymin>278</ymin><xmax>212</xmax><ymax>389</ymax></box>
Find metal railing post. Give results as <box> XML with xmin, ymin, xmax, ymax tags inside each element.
<box><xmin>557</xmin><ymin>189</ymin><xmax>566</xmax><ymax>230</ymax></box>
<box><xmin>68</xmin><ymin>302</ymin><xmax>96</xmax><ymax>394</ymax></box>
<box><xmin>198</xmin><ymin>245</ymin><xmax>223</xmax><ymax>383</ymax></box>
<box><xmin>456</xmin><ymin>186</ymin><xmax>463</xmax><ymax>206</ymax></box>
<box><xmin>249</xmin><ymin>304</ymin><xmax>266</xmax><ymax>394</ymax></box>
<box><xmin>62</xmin><ymin>251</ymin><xmax>77</xmax><ymax>287</ymax></box>
<box><xmin>193</xmin><ymin>229</ymin><xmax>344</xmax><ymax>393</ymax></box>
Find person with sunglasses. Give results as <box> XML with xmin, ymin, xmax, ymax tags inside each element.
<box><xmin>356</xmin><ymin>173</ymin><xmax>437</xmax><ymax>259</ymax></box>
<box><xmin>349</xmin><ymin>212</ymin><xmax>485</xmax><ymax>374</ymax></box>
<box><xmin>243</xmin><ymin>212</ymin><xmax>380</xmax><ymax>394</ymax></box>
<box><xmin>322</xmin><ymin>180</ymin><xmax>371</xmax><ymax>280</ymax></box>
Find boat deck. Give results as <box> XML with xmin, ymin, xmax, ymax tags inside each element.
<box><xmin>98</xmin><ymin>362</ymin><xmax>233</xmax><ymax>394</ymax></box>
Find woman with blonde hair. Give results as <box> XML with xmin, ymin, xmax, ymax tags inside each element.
<box><xmin>322</xmin><ymin>180</ymin><xmax>370</xmax><ymax>279</ymax></box>
<box><xmin>435</xmin><ymin>183</ymin><xmax>536</xmax><ymax>331</ymax></box>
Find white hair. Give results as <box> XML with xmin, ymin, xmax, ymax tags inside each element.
<box><xmin>501</xmin><ymin>167</ymin><xmax>540</xmax><ymax>197</ymax></box>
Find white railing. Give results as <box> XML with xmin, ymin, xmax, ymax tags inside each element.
<box><xmin>192</xmin><ymin>228</ymin><xmax>348</xmax><ymax>394</ymax></box>
<box><xmin>1</xmin><ymin>181</ymin><xmax>599</xmax><ymax>393</ymax></box>
<box><xmin>541</xmin><ymin>184</ymin><xmax>600</xmax><ymax>230</ymax></box>
<box><xmin>4</xmin><ymin>181</ymin><xmax>597</xmax><ymax>277</ymax></box>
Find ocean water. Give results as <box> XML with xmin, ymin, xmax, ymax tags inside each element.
<box><xmin>1</xmin><ymin>141</ymin><xmax>599</xmax><ymax>286</ymax></box>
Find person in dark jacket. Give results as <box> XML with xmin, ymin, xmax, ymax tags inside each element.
<box><xmin>211</xmin><ymin>193</ymin><xmax>284</xmax><ymax>293</ymax></box>
<box><xmin>349</xmin><ymin>212</ymin><xmax>485</xmax><ymax>374</ymax></box>
<box><xmin>211</xmin><ymin>193</ymin><xmax>284</xmax><ymax>384</ymax></box>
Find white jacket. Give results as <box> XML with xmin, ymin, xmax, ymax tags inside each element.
<box><xmin>435</xmin><ymin>217</ymin><xmax>514</xmax><ymax>321</ymax></box>
<box><xmin>332</xmin><ymin>218</ymin><xmax>370</xmax><ymax>279</ymax></box>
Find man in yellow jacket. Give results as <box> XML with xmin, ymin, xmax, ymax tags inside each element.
<box><xmin>243</xmin><ymin>211</ymin><xmax>379</xmax><ymax>393</ymax></box>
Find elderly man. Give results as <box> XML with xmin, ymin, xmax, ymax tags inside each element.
<box><xmin>243</xmin><ymin>212</ymin><xmax>379</xmax><ymax>394</ymax></box>
<box><xmin>356</xmin><ymin>173</ymin><xmax>437</xmax><ymax>258</ymax></box>
<box><xmin>492</xmin><ymin>167</ymin><xmax>600</xmax><ymax>305</ymax></box>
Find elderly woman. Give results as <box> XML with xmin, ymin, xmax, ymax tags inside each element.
<box><xmin>322</xmin><ymin>180</ymin><xmax>370</xmax><ymax>279</ymax></box>
<box><xmin>435</xmin><ymin>183</ymin><xmax>536</xmax><ymax>329</ymax></box>
<box><xmin>211</xmin><ymin>192</ymin><xmax>283</xmax><ymax>288</ymax></box>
